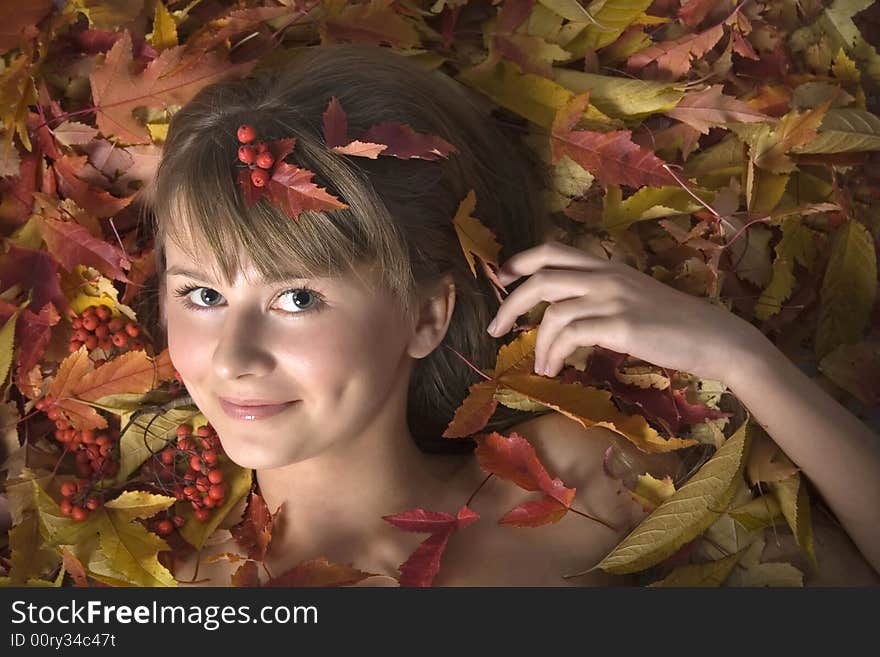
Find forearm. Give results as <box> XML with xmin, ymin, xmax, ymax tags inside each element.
<box><xmin>725</xmin><ymin>327</ymin><xmax>880</xmax><ymax>576</ymax></box>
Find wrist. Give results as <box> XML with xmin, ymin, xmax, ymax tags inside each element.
<box><xmin>721</xmin><ymin>319</ymin><xmax>783</xmax><ymax>394</ymax></box>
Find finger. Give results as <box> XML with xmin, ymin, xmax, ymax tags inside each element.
<box><xmin>533</xmin><ymin>296</ymin><xmax>617</xmax><ymax>374</ymax></box>
<box><xmin>542</xmin><ymin>317</ymin><xmax>628</xmax><ymax>378</ymax></box>
<box><xmin>488</xmin><ymin>269</ymin><xmax>591</xmax><ymax>337</ymax></box>
<box><xmin>497</xmin><ymin>241</ymin><xmax>610</xmax><ymax>285</ymax></box>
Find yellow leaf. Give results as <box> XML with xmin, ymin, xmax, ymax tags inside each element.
<box><xmin>0</xmin><ymin>306</ymin><xmax>22</xmax><ymax>386</ymax></box>
<box><xmin>8</xmin><ymin>511</ymin><xmax>61</xmax><ymax>584</ymax></box>
<box><xmin>818</xmin><ymin>339</ymin><xmax>880</xmax><ymax>405</ymax></box>
<box><xmin>452</xmin><ymin>190</ymin><xmax>502</xmax><ymax>278</ymax></box>
<box><xmin>746</xmin><ymin>429</ymin><xmax>800</xmax><ymax>485</ymax></box>
<box><xmin>68</xmin><ymin>0</ymin><xmax>144</xmax><ymax>31</ymax></box>
<box><xmin>95</xmin><ymin>511</ymin><xmax>176</xmax><ymax>587</ymax></box>
<box><xmin>103</xmin><ymin>491</ymin><xmax>177</xmax><ymax>523</ymax></box>
<box><xmin>815</xmin><ymin>219</ymin><xmax>877</xmax><ymax>359</ymax></box>
<box><xmin>647</xmin><ymin>549</ymin><xmax>745</xmax><ymax>587</ymax></box>
<box><xmin>601</xmin><ymin>186</ymin><xmax>707</xmax><ymax>233</ymax></box>
<box><xmin>149</xmin><ymin>1</ymin><xmax>178</xmax><ymax>50</ymax></box>
<box><xmin>755</xmin><ymin>216</ymin><xmax>821</xmax><ymax>321</ymax></box>
<box><xmin>792</xmin><ymin>109</ymin><xmax>880</xmax><ymax>153</ymax></box>
<box><xmin>493</xmin><ymin>387</ymin><xmax>550</xmax><ymax>412</ymax></box>
<box><xmin>614</xmin><ymin>365</ymin><xmax>670</xmax><ymax>390</ymax></box>
<box><xmin>729</xmin><ymin>495</ymin><xmax>785</xmax><ymax>532</ymax></box>
<box><xmin>769</xmin><ymin>473</ymin><xmax>818</xmax><ymax>572</ymax></box>
<box><xmin>724</xmin><ymin>533</ymin><xmax>804</xmax><ymax>586</ymax></box>
<box><xmin>537</xmin><ymin>0</ymin><xmax>594</xmax><ymax>22</ymax></box>
<box><xmin>457</xmin><ymin>58</ymin><xmax>616</xmax><ymax>130</ymax></box>
<box><xmin>593</xmin><ymin>416</ymin><xmax>752</xmax><ymax>574</ymax></box>
<box><xmin>570</xmin><ymin>0</ymin><xmax>653</xmax><ymax>51</ymax></box>
<box><xmin>629</xmin><ymin>473</ymin><xmax>676</xmax><ymax>512</ymax></box>
<box><xmin>552</xmin><ymin>68</ymin><xmax>683</xmax><ymax>120</ymax></box>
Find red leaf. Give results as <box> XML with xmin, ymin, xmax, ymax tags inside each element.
<box><xmin>384</xmin><ymin>504</ymin><xmax>480</xmax><ymax>587</ymax></box>
<box><xmin>498</xmin><ymin>492</ymin><xmax>574</xmax><ymax>527</ymax></box>
<box><xmin>267</xmin><ymin>160</ymin><xmax>349</xmax><ymax>217</ymax></box>
<box><xmin>60</xmin><ymin>548</ymin><xmax>91</xmax><ymax>586</ymax></box>
<box><xmin>551</xmin><ymin>93</ymin><xmax>672</xmax><ymax>188</ymax></box>
<box><xmin>230</xmin><ymin>492</ymin><xmax>274</xmax><ymax>561</ymax></box>
<box><xmin>397</xmin><ymin>531</ymin><xmax>452</xmax><ymax>587</ymax></box>
<box><xmin>361</xmin><ymin>121</ymin><xmax>457</xmax><ymax>160</ymax></box>
<box><xmin>322</xmin><ymin>96</ymin><xmax>349</xmax><ymax>148</ymax></box>
<box><xmin>52</xmin><ymin>154</ymin><xmax>135</xmax><ymax>218</ymax></box>
<box><xmin>39</xmin><ymin>216</ymin><xmax>131</xmax><ymax>282</ymax></box>
<box><xmin>0</xmin><ymin>245</ymin><xmax>71</xmax><ymax>316</ymax></box>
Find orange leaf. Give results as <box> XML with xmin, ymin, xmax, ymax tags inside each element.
<box><xmin>72</xmin><ymin>350</ymin><xmax>175</xmax><ymax>402</ymax></box>
<box><xmin>452</xmin><ymin>189</ymin><xmax>502</xmax><ymax>279</ymax></box>
<box><xmin>442</xmin><ymin>380</ymin><xmax>498</xmax><ymax>438</ymax></box>
<box><xmin>498</xmin><ymin>492</ymin><xmax>574</xmax><ymax>527</ymax></box>
<box><xmin>89</xmin><ymin>30</ymin><xmax>255</xmax><ymax>144</ymax></box>
<box><xmin>321</xmin><ymin>0</ymin><xmax>420</xmax><ymax>50</ymax></box>
<box><xmin>60</xmin><ymin>547</ymin><xmax>90</xmax><ymax>586</ymax></box>
<box><xmin>47</xmin><ymin>346</ymin><xmax>106</xmax><ymax>431</ymax></box>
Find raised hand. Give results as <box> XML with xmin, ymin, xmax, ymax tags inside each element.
<box><xmin>486</xmin><ymin>240</ymin><xmax>764</xmax><ymax>384</ymax></box>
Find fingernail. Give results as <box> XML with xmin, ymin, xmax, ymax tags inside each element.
<box><xmin>487</xmin><ymin>319</ymin><xmax>498</xmax><ymax>335</ymax></box>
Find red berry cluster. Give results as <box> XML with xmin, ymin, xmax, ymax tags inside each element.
<box><xmin>35</xmin><ymin>397</ymin><xmax>120</xmax><ymax>479</ymax></box>
<box><xmin>237</xmin><ymin>124</ymin><xmax>275</xmax><ymax>187</ymax></box>
<box><xmin>69</xmin><ymin>304</ymin><xmax>144</xmax><ymax>360</ymax></box>
<box><xmin>140</xmin><ymin>423</ymin><xmax>227</xmax><ymax>523</ymax></box>
<box><xmin>148</xmin><ymin>513</ymin><xmax>186</xmax><ymax>537</ymax></box>
<box><xmin>59</xmin><ymin>479</ymin><xmax>103</xmax><ymax>522</ymax></box>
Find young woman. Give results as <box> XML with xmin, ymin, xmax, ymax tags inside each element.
<box><xmin>146</xmin><ymin>43</ymin><xmax>880</xmax><ymax>586</ymax></box>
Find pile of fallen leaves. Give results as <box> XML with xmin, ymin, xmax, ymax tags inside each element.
<box><xmin>1</xmin><ymin>0</ymin><xmax>879</xmax><ymax>587</ymax></box>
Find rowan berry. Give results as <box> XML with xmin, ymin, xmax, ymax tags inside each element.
<box><xmin>47</xmin><ymin>407</ymin><xmax>59</xmax><ymax>421</ymax></box>
<box><xmin>177</xmin><ymin>424</ymin><xmax>192</xmax><ymax>438</ymax></box>
<box><xmin>207</xmin><ymin>469</ymin><xmax>223</xmax><ymax>484</ymax></box>
<box><xmin>203</xmin><ymin>496</ymin><xmax>217</xmax><ymax>508</ymax></box>
<box><xmin>161</xmin><ymin>450</ymin><xmax>175</xmax><ymax>465</ymax></box>
<box><xmin>195</xmin><ymin>508</ymin><xmax>212</xmax><ymax>522</ymax></box>
<box><xmin>250</xmin><ymin>167</ymin><xmax>270</xmax><ymax>187</ymax></box>
<box><xmin>112</xmin><ymin>332</ymin><xmax>128</xmax><ymax>347</ymax></box>
<box><xmin>238</xmin><ymin>144</ymin><xmax>256</xmax><ymax>164</ymax></box>
<box><xmin>60</xmin><ymin>500</ymin><xmax>73</xmax><ymax>516</ymax></box>
<box><xmin>82</xmin><ymin>316</ymin><xmax>99</xmax><ymax>331</ymax></box>
<box><xmin>125</xmin><ymin>321</ymin><xmax>139</xmax><ymax>337</ymax></box>
<box><xmin>190</xmin><ymin>454</ymin><xmax>203</xmax><ymax>472</ymax></box>
<box><xmin>173</xmin><ymin>515</ymin><xmax>186</xmax><ymax>528</ymax></box>
<box><xmin>208</xmin><ymin>484</ymin><xmax>225</xmax><ymax>501</ymax></box>
<box><xmin>61</xmin><ymin>481</ymin><xmax>78</xmax><ymax>497</ymax></box>
<box><xmin>203</xmin><ymin>449</ymin><xmax>218</xmax><ymax>466</ymax></box>
<box><xmin>71</xmin><ymin>506</ymin><xmax>89</xmax><ymax>522</ymax></box>
<box><xmin>255</xmin><ymin>141</ymin><xmax>269</xmax><ymax>153</ymax></box>
<box><xmin>84</xmin><ymin>335</ymin><xmax>98</xmax><ymax>350</ymax></box>
<box><xmin>95</xmin><ymin>305</ymin><xmax>112</xmax><ymax>321</ymax></box>
<box><xmin>72</xmin><ymin>318</ymin><xmax>83</xmax><ymax>330</ymax></box>
<box><xmin>98</xmin><ymin>338</ymin><xmax>113</xmax><ymax>351</ymax></box>
<box><xmin>94</xmin><ymin>324</ymin><xmax>110</xmax><ymax>339</ymax></box>
<box><xmin>85</xmin><ymin>497</ymin><xmax>101</xmax><ymax>510</ymax></box>
<box><xmin>81</xmin><ymin>431</ymin><xmax>96</xmax><ymax>444</ymax></box>
<box><xmin>108</xmin><ymin>317</ymin><xmax>124</xmax><ymax>332</ymax></box>
<box><xmin>256</xmin><ymin>152</ymin><xmax>275</xmax><ymax>169</ymax></box>
<box><xmin>156</xmin><ymin>520</ymin><xmax>174</xmax><ymax>536</ymax></box>
<box><xmin>237</xmin><ymin>124</ymin><xmax>256</xmax><ymax>144</ymax></box>
<box><xmin>82</xmin><ymin>306</ymin><xmax>97</xmax><ymax>318</ymax></box>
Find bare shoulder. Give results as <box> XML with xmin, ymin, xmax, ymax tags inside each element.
<box><xmin>436</xmin><ymin>412</ymin><xmax>681</xmax><ymax>586</ymax></box>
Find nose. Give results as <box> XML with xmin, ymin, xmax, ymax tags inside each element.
<box><xmin>211</xmin><ymin>308</ymin><xmax>276</xmax><ymax>380</ymax></box>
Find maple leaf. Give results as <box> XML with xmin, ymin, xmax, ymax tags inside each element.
<box><xmin>51</xmin><ymin>154</ymin><xmax>135</xmax><ymax>219</ymax></box>
<box><xmin>46</xmin><ymin>346</ymin><xmax>106</xmax><ymax>431</ymax></box>
<box><xmin>451</xmin><ymin>189</ymin><xmax>503</xmax><ymax>280</ymax></box>
<box><xmin>89</xmin><ymin>30</ymin><xmax>256</xmax><ymax>145</ymax></box>
<box><xmin>361</xmin><ymin>121</ymin><xmax>457</xmax><ymax>160</ymax></box>
<box><xmin>72</xmin><ymin>350</ymin><xmax>176</xmax><ymax>403</ymax></box>
<box><xmin>551</xmin><ymin>92</ymin><xmax>673</xmax><ymax>188</ymax></box>
<box><xmin>322</xmin><ymin>96</ymin><xmax>387</xmax><ymax>158</ymax></box>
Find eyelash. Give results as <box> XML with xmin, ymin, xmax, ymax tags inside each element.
<box><xmin>172</xmin><ymin>283</ymin><xmax>326</xmax><ymax>316</ymax></box>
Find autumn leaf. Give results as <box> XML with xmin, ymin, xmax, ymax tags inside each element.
<box><xmin>383</xmin><ymin>505</ymin><xmax>479</xmax><ymax>586</ymax></box>
<box><xmin>746</xmin><ymin>429</ymin><xmax>800</xmax><ymax>485</ymax></box>
<box><xmin>46</xmin><ymin>346</ymin><xmax>106</xmax><ymax>431</ymax></box>
<box><xmin>266</xmin><ymin>556</ymin><xmax>380</xmax><ymax>587</ymax></box>
<box><xmin>647</xmin><ymin>549</ymin><xmax>745</xmax><ymax>587</ymax></box>
<box><xmin>589</xmin><ymin>415</ymin><xmax>752</xmax><ymax>575</ymax></box>
<box><xmin>551</xmin><ymin>92</ymin><xmax>673</xmax><ymax>188</ymax></box>
<box><xmin>231</xmin><ymin>560</ymin><xmax>260</xmax><ymax>587</ymax></box>
<box><xmin>666</xmin><ymin>84</ymin><xmax>771</xmax><ymax>134</ymax></box>
<box><xmin>37</xmin><ymin>215</ymin><xmax>131</xmax><ymax>282</ymax></box>
<box><xmin>89</xmin><ymin>30</ymin><xmax>256</xmax><ymax>145</ymax></box>
<box><xmin>320</xmin><ymin>0</ymin><xmax>420</xmax><ymax>50</ymax></box>
<box><xmin>230</xmin><ymin>491</ymin><xmax>274</xmax><ymax>562</ymax></box>
<box><xmin>627</xmin><ymin>21</ymin><xmax>724</xmax><ymax>80</ymax></box>
<box><xmin>768</xmin><ymin>473</ymin><xmax>818</xmax><ymax>572</ymax></box>
<box><xmin>629</xmin><ymin>473</ymin><xmax>676</xmax><ymax>513</ymax></box>
<box><xmin>452</xmin><ymin>189</ymin><xmax>502</xmax><ymax>279</ymax></box>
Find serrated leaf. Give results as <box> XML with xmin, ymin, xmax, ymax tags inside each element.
<box><xmin>648</xmin><ymin>549</ymin><xmax>745</xmax><ymax>587</ymax></box>
<box><xmin>552</xmin><ymin>68</ymin><xmax>684</xmax><ymax>119</ymax></box>
<box><xmin>103</xmin><ymin>491</ymin><xmax>177</xmax><ymax>523</ymax></box>
<box><xmin>755</xmin><ymin>216</ymin><xmax>820</xmax><ymax>321</ymax></box>
<box><xmin>729</xmin><ymin>495</ymin><xmax>785</xmax><ymax>532</ymax></box>
<box><xmin>792</xmin><ymin>108</ymin><xmax>880</xmax><ymax>153</ymax></box>
<box><xmin>115</xmin><ymin>408</ymin><xmax>204</xmax><ymax>484</ymax></box>
<box><xmin>815</xmin><ymin>219</ymin><xmax>877</xmax><ymax>359</ymax></box>
<box><xmin>594</xmin><ymin>416</ymin><xmax>752</xmax><ymax>574</ymax></box>
<box><xmin>95</xmin><ymin>511</ymin><xmax>176</xmax><ymax>587</ymax></box>
<box><xmin>769</xmin><ymin>473</ymin><xmax>818</xmax><ymax>571</ymax></box>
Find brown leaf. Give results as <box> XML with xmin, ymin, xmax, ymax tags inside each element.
<box><xmin>265</xmin><ymin>556</ymin><xmax>378</xmax><ymax>587</ymax></box>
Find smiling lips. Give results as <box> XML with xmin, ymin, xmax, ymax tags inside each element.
<box><xmin>218</xmin><ymin>397</ymin><xmax>299</xmax><ymax>421</ymax></box>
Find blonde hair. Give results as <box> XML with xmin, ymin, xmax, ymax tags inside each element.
<box><xmin>141</xmin><ymin>43</ymin><xmax>552</xmax><ymax>452</ymax></box>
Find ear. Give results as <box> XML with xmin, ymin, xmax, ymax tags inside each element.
<box><xmin>406</xmin><ymin>273</ymin><xmax>455</xmax><ymax>360</ymax></box>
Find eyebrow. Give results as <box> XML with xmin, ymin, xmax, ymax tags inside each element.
<box><xmin>165</xmin><ymin>265</ymin><xmax>321</xmax><ymax>283</ymax></box>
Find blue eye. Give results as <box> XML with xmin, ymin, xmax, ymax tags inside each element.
<box><xmin>172</xmin><ymin>284</ymin><xmax>325</xmax><ymax>316</ymax></box>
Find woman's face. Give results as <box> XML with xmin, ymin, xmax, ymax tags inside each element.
<box><xmin>160</xmin><ymin>237</ymin><xmax>418</xmax><ymax>470</ymax></box>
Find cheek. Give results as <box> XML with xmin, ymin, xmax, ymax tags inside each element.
<box><xmin>165</xmin><ymin>306</ymin><xmax>210</xmax><ymax>380</ymax></box>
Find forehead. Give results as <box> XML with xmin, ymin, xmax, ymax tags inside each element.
<box><xmin>162</xmin><ymin>235</ymin><xmax>377</xmax><ymax>287</ymax></box>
